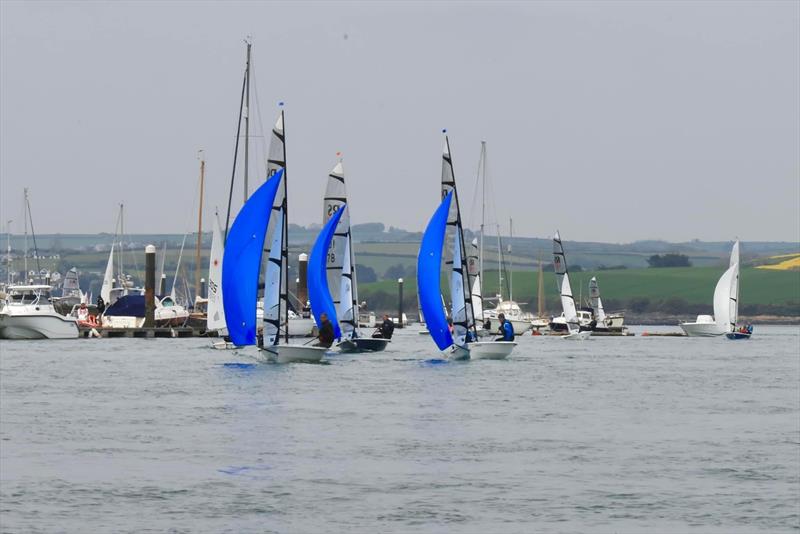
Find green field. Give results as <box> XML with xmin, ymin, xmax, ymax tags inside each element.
<box><xmin>357</xmin><ymin>266</ymin><xmax>800</xmax><ymax>313</ymax></box>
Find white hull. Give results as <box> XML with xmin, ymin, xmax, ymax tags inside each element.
<box><xmin>0</xmin><ymin>313</ymin><xmax>78</xmax><ymax>339</ymax></box>
<box><xmin>679</xmin><ymin>322</ymin><xmax>726</xmax><ymax>337</ymax></box>
<box><xmin>261</xmin><ymin>344</ymin><xmax>327</xmax><ymax>363</ymax></box>
<box><xmin>212</xmin><ymin>340</ymin><xmax>237</xmax><ymax>350</ymax></box>
<box><xmin>561</xmin><ymin>330</ymin><xmax>592</xmax><ymax>340</ymax></box>
<box><xmin>469</xmin><ymin>341</ymin><xmax>516</xmax><ymax>360</ymax></box>
<box><xmin>447</xmin><ymin>344</ymin><xmax>471</xmax><ymax>361</ymax></box>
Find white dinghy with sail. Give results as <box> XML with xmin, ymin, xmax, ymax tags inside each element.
<box><xmin>314</xmin><ymin>158</ymin><xmax>389</xmax><ymax>352</ymax></box>
<box><xmin>552</xmin><ymin>231</ymin><xmax>591</xmax><ymax>340</ymax></box>
<box><xmin>680</xmin><ymin>240</ymin><xmax>745</xmax><ymax>337</ymax></box>
<box><xmin>418</xmin><ymin>134</ymin><xmax>517</xmax><ymax>360</ymax></box>
<box><xmin>259</xmin><ymin>109</ymin><xmax>326</xmax><ymax>363</ymax></box>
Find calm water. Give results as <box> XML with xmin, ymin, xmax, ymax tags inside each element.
<box><xmin>1</xmin><ymin>325</ymin><xmax>798</xmax><ymax>533</ymax></box>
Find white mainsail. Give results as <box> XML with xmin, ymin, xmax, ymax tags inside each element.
<box><xmin>469</xmin><ymin>238</ymin><xmax>483</xmax><ymax>322</ymax></box>
<box><xmin>154</xmin><ymin>242</ymin><xmax>167</xmax><ymax>294</ymax></box>
<box><xmin>338</xmin><ymin>236</ymin><xmax>356</xmax><ymax>340</ymax></box>
<box><xmin>553</xmin><ymin>231</ymin><xmax>579</xmax><ymax>328</ymax></box>
<box><xmin>263</xmin><ymin>208</ymin><xmax>284</xmax><ymax>345</ymax></box>
<box><xmin>450</xmin><ymin>230</ymin><xmax>468</xmax><ymax>346</ymax></box>
<box><xmin>323</xmin><ymin>159</ymin><xmax>359</xmax><ymax>340</ymax></box>
<box><xmin>589</xmin><ymin>276</ymin><xmax>606</xmax><ymax>323</ymax></box>
<box><xmin>100</xmin><ymin>244</ymin><xmax>114</xmax><ymax>303</ymax></box>
<box><xmin>713</xmin><ymin>240</ymin><xmax>740</xmax><ymax>332</ymax></box>
<box><xmin>440</xmin><ymin>136</ymin><xmax>475</xmax><ymax>342</ymax></box>
<box><xmin>206</xmin><ymin>214</ymin><xmax>226</xmax><ymax>333</ymax></box>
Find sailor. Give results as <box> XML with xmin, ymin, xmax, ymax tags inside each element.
<box><xmin>96</xmin><ymin>295</ymin><xmax>105</xmax><ymax>314</ymax></box>
<box><xmin>373</xmin><ymin>314</ymin><xmax>395</xmax><ymax>339</ymax></box>
<box><xmin>495</xmin><ymin>313</ymin><xmax>515</xmax><ymax>341</ymax></box>
<box><xmin>315</xmin><ymin>312</ymin><xmax>335</xmax><ymax>348</ymax></box>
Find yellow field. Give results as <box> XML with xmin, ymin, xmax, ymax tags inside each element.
<box><xmin>756</xmin><ymin>253</ymin><xmax>800</xmax><ymax>271</ymax></box>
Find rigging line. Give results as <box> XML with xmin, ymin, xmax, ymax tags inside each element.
<box><xmin>248</xmin><ymin>50</ymin><xmax>270</xmax><ymax>175</ymax></box>
<box><xmin>25</xmin><ymin>193</ymin><xmax>41</xmax><ymax>276</ymax></box>
<box><xmin>224</xmin><ymin>65</ymin><xmax>248</xmax><ymax>244</ymax></box>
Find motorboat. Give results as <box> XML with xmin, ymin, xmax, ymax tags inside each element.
<box><xmin>0</xmin><ymin>285</ymin><xmax>78</xmax><ymax>339</ymax></box>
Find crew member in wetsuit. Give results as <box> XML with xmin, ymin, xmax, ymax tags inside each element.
<box><xmin>373</xmin><ymin>314</ymin><xmax>395</xmax><ymax>339</ymax></box>
<box><xmin>495</xmin><ymin>313</ymin><xmax>515</xmax><ymax>341</ymax></box>
<box><xmin>315</xmin><ymin>312</ymin><xmax>335</xmax><ymax>348</ymax></box>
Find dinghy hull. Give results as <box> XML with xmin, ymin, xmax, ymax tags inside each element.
<box><xmin>469</xmin><ymin>341</ymin><xmax>516</xmax><ymax>359</ymax></box>
<box><xmin>339</xmin><ymin>338</ymin><xmax>390</xmax><ymax>353</ymax></box>
<box><xmin>262</xmin><ymin>345</ymin><xmax>327</xmax><ymax>363</ymax></box>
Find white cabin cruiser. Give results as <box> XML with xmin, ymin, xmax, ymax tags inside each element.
<box><xmin>0</xmin><ymin>285</ymin><xmax>79</xmax><ymax>339</ymax></box>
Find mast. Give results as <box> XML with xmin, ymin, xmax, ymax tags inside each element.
<box><xmin>243</xmin><ymin>39</ymin><xmax>251</xmax><ymax>203</ymax></box>
<box><xmin>280</xmin><ymin>108</ymin><xmax>289</xmax><ymax>343</ymax></box>
<box><xmin>119</xmin><ymin>203</ymin><xmax>125</xmax><ymax>286</ymax></box>
<box><xmin>537</xmin><ymin>254</ymin><xmax>545</xmax><ymax>316</ymax></box>
<box><xmin>442</xmin><ymin>134</ymin><xmax>477</xmax><ymax>338</ymax></box>
<box><xmin>479</xmin><ymin>141</ymin><xmax>486</xmax><ymax>298</ymax></box>
<box><xmin>496</xmin><ymin>224</ymin><xmax>502</xmax><ymax>300</ymax></box>
<box><xmin>24</xmin><ymin>189</ymin><xmax>41</xmax><ymax>279</ymax></box>
<box><xmin>223</xmin><ymin>44</ymin><xmax>248</xmax><ymax>242</ymax></box>
<box><xmin>23</xmin><ymin>189</ymin><xmax>28</xmax><ymax>279</ymax></box>
<box><xmin>5</xmin><ymin>219</ymin><xmax>11</xmax><ymax>285</ymax></box>
<box><xmin>508</xmin><ymin>217</ymin><xmax>514</xmax><ymax>301</ymax></box>
<box><xmin>194</xmin><ymin>150</ymin><xmax>205</xmax><ymax>299</ymax></box>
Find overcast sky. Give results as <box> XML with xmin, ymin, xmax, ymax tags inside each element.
<box><xmin>1</xmin><ymin>1</ymin><xmax>798</xmax><ymax>243</ymax></box>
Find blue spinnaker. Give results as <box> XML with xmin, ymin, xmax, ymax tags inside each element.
<box><xmin>308</xmin><ymin>205</ymin><xmax>346</xmax><ymax>339</ymax></box>
<box><xmin>222</xmin><ymin>169</ymin><xmax>283</xmax><ymax>346</ymax></box>
<box><xmin>417</xmin><ymin>191</ymin><xmax>454</xmax><ymax>351</ymax></box>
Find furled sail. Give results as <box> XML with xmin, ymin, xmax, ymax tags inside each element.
<box><xmin>553</xmin><ymin>231</ymin><xmax>578</xmax><ymax>326</ymax></box>
<box><xmin>418</xmin><ymin>191</ymin><xmax>455</xmax><ymax>351</ymax></box>
<box><xmin>308</xmin><ymin>205</ymin><xmax>346</xmax><ymax>340</ymax></box>
<box><xmin>589</xmin><ymin>276</ymin><xmax>606</xmax><ymax>322</ymax></box>
<box><xmin>206</xmin><ymin>214</ymin><xmax>226</xmax><ymax>333</ymax></box>
<box><xmin>221</xmin><ymin>169</ymin><xmax>283</xmax><ymax>346</ymax></box>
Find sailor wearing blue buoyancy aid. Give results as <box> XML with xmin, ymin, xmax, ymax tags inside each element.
<box><xmin>495</xmin><ymin>313</ymin><xmax>515</xmax><ymax>341</ymax></box>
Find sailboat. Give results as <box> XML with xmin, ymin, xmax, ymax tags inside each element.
<box><xmin>680</xmin><ymin>240</ymin><xmax>750</xmax><ymax>338</ymax></box>
<box><xmin>0</xmin><ymin>190</ymin><xmax>78</xmax><ymax>339</ymax></box>
<box><xmin>587</xmin><ymin>277</ymin><xmax>628</xmax><ymax>334</ymax></box>
<box><xmin>259</xmin><ymin>109</ymin><xmax>326</xmax><ymax>363</ymax></box>
<box><xmin>471</xmin><ymin>143</ymin><xmax>532</xmax><ymax>335</ymax></box>
<box><xmin>551</xmin><ymin>231</ymin><xmax>591</xmax><ymax>340</ymax></box>
<box><xmin>222</xmin><ymin>169</ymin><xmax>283</xmax><ymax>346</ymax></box>
<box><xmin>417</xmin><ymin>135</ymin><xmax>517</xmax><ymax>360</ymax></box>
<box><xmin>309</xmin><ymin>159</ymin><xmax>389</xmax><ymax>352</ymax></box>
<box><xmin>531</xmin><ymin>258</ymin><xmax>549</xmax><ymax>333</ymax></box>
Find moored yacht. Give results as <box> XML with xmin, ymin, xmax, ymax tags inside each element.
<box><xmin>0</xmin><ymin>285</ymin><xmax>79</xmax><ymax>339</ymax></box>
